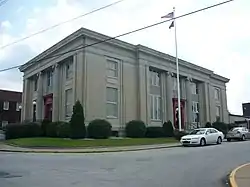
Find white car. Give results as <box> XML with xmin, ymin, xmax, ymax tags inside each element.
<box><xmin>180</xmin><ymin>128</ymin><xmax>224</xmax><ymax>146</ymax></box>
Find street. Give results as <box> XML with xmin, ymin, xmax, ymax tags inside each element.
<box><xmin>1</xmin><ymin>141</ymin><xmax>250</xmax><ymax>187</ymax></box>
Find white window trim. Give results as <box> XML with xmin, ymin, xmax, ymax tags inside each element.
<box><xmin>192</xmin><ymin>101</ymin><xmax>199</xmax><ymax>123</ymax></box>
<box><xmin>65</xmin><ymin>89</ymin><xmax>73</xmax><ymax>118</ymax></box>
<box><xmin>215</xmin><ymin>88</ymin><xmax>220</xmax><ymax>100</ymax></box>
<box><xmin>106</xmin><ymin>58</ymin><xmax>119</xmax><ymax>79</ymax></box>
<box><xmin>3</xmin><ymin>101</ymin><xmax>9</xmax><ymax>110</ymax></box>
<box><xmin>66</xmin><ymin>61</ymin><xmax>73</xmax><ymax>80</ymax></box>
<box><xmin>191</xmin><ymin>82</ymin><xmax>198</xmax><ymax>95</ymax></box>
<box><xmin>150</xmin><ymin>94</ymin><xmax>161</xmax><ymax>121</ymax></box>
<box><xmin>106</xmin><ymin>87</ymin><xmax>118</xmax><ymax>118</ymax></box>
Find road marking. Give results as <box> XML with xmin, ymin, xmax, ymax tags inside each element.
<box><xmin>229</xmin><ymin>162</ymin><xmax>250</xmax><ymax>187</ymax></box>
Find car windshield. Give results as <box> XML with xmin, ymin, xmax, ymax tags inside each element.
<box><xmin>189</xmin><ymin>129</ymin><xmax>206</xmax><ymax>135</ymax></box>
<box><xmin>232</xmin><ymin>128</ymin><xmax>242</xmax><ymax>131</ymax></box>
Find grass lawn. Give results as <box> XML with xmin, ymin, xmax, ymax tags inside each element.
<box><xmin>6</xmin><ymin>137</ymin><xmax>178</xmax><ymax>148</ymax></box>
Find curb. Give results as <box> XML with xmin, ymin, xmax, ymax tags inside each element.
<box><xmin>229</xmin><ymin>163</ymin><xmax>250</xmax><ymax>187</ymax></box>
<box><xmin>0</xmin><ymin>144</ymin><xmax>181</xmax><ymax>154</ymax></box>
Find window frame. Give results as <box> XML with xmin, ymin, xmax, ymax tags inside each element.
<box><xmin>150</xmin><ymin>94</ymin><xmax>161</xmax><ymax>121</ymax></box>
<box><xmin>65</xmin><ymin>89</ymin><xmax>73</xmax><ymax>118</ymax></box>
<box><xmin>216</xmin><ymin>105</ymin><xmax>220</xmax><ymax>120</ymax></box>
<box><xmin>106</xmin><ymin>87</ymin><xmax>118</xmax><ymax>118</ymax></box>
<box><xmin>47</xmin><ymin>70</ymin><xmax>53</xmax><ymax>87</ymax></box>
<box><xmin>192</xmin><ymin>101</ymin><xmax>199</xmax><ymax>123</ymax></box>
<box><xmin>150</xmin><ymin>71</ymin><xmax>160</xmax><ymax>87</ymax></box>
<box><xmin>191</xmin><ymin>82</ymin><xmax>198</xmax><ymax>95</ymax></box>
<box><xmin>214</xmin><ymin>88</ymin><xmax>220</xmax><ymax>100</ymax></box>
<box><xmin>65</xmin><ymin>60</ymin><xmax>73</xmax><ymax>80</ymax></box>
<box><xmin>106</xmin><ymin>59</ymin><xmax>118</xmax><ymax>78</ymax></box>
<box><xmin>3</xmin><ymin>101</ymin><xmax>9</xmax><ymax>110</ymax></box>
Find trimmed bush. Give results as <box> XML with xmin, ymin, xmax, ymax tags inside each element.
<box><xmin>212</xmin><ymin>121</ymin><xmax>228</xmax><ymax>135</ymax></box>
<box><xmin>174</xmin><ymin>129</ymin><xmax>188</xmax><ymax>141</ymax></box>
<box><xmin>145</xmin><ymin>126</ymin><xmax>164</xmax><ymax>138</ymax></box>
<box><xmin>57</xmin><ymin>122</ymin><xmax>70</xmax><ymax>138</ymax></box>
<box><xmin>5</xmin><ymin>122</ymin><xmax>42</xmax><ymax>139</ymax></box>
<box><xmin>162</xmin><ymin>121</ymin><xmax>174</xmax><ymax>137</ymax></box>
<box><xmin>125</xmin><ymin>120</ymin><xmax>146</xmax><ymax>138</ymax></box>
<box><xmin>41</xmin><ymin>119</ymin><xmax>51</xmax><ymax>136</ymax></box>
<box><xmin>70</xmin><ymin>100</ymin><xmax>86</xmax><ymax>139</ymax></box>
<box><xmin>87</xmin><ymin>119</ymin><xmax>112</xmax><ymax>139</ymax></box>
<box><xmin>205</xmin><ymin>122</ymin><xmax>212</xmax><ymax>128</ymax></box>
<box><xmin>45</xmin><ymin>122</ymin><xmax>61</xmax><ymax>137</ymax></box>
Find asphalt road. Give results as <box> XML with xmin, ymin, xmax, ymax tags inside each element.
<box><xmin>1</xmin><ymin>141</ymin><xmax>250</xmax><ymax>187</ymax></box>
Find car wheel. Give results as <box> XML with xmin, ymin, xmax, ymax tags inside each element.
<box><xmin>200</xmin><ymin>138</ymin><xmax>206</xmax><ymax>146</ymax></box>
<box><xmin>227</xmin><ymin>138</ymin><xmax>231</xmax><ymax>142</ymax></box>
<box><xmin>242</xmin><ymin>135</ymin><xmax>246</xmax><ymax>141</ymax></box>
<box><xmin>217</xmin><ymin>137</ymin><xmax>222</xmax><ymax>144</ymax></box>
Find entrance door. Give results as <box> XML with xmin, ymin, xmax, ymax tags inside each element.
<box><xmin>44</xmin><ymin>94</ymin><xmax>53</xmax><ymax>121</ymax></box>
<box><xmin>173</xmin><ymin>98</ymin><xmax>185</xmax><ymax>129</ymax></box>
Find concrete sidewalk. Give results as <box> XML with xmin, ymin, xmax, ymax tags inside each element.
<box><xmin>0</xmin><ymin>142</ymin><xmax>181</xmax><ymax>153</ymax></box>
<box><xmin>229</xmin><ymin>163</ymin><xmax>250</xmax><ymax>187</ymax></box>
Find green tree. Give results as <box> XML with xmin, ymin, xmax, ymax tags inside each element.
<box><xmin>70</xmin><ymin>100</ymin><xmax>86</xmax><ymax>139</ymax></box>
<box><xmin>205</xmin><ymin>122</ymin><xmax>212</xmax><ymax>128</ymax></box>
<box><xmin>162</xmin><ymin>121</ymin><xmax>174</xmax><ymax>137</ymax></box>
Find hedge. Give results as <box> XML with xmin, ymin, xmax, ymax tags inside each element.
<box><xmin>87</xmin><ymin>119</ymin><xmax>112</xmax><ymax>139</ymax></box>
<box><xmin>174</xmin><ymin>130</ymin><xmax>188</xmax><ymax>141</ymax></box>
<box><xmin>145</xmin><ymin>127</ymin><xmax>164</xmax><ymax>138</ymax></box>
<box><xmin>125</xmin><ymin>120</ymin><xmax>146</xmax><ymax>138</ymax></box>
<box><xmin>57</xmin><ymin>122</ymin><xmax>70</xmax><ymax>138</ymax></box>
<box><xmin>162</xmin><ymin>121</ymin><xmax>174</xmax><ymax>137</ymax></box>
<box><xmin>5</xmin><ymin>122</ymin><xmax>42</xmax><ymax>139</ymax></box>
<box><xmin>45</xmin><ymin>122</ymin><xmax>62</xmax><ymax>137</ymax></box>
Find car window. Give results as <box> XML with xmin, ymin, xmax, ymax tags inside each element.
<box><xmin>232</xmin><ymin>128</ymin><xmax>241</xmax><ymax>131</ymax></box>
<box><xmin>210</xmin><ymin>129</ymin><xmax>217</xmax><ymax>133</ymax></box>
<box><xmin>189</xmin><ymin>129</ymin><xmax>206</xmax><ymax>135</ymax></box>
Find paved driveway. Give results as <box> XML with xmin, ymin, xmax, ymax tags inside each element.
<box><xmin>1</xmin><ymin>141</ymin><xmax>250</xmax><ymax>187</ymax></box>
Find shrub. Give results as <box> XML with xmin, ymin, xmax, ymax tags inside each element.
<box><xmin>162</xmin><ymin>121</ymin><xmax>174</xmax><ymax>137</ymax></box>
<box><xmin>125</xmin><ymin>120</ymin><xmax>146</xmax><ymax>138</ymax></box>
<box><xmin>70</xmin><ymin>100</ymin><xmax>86</xmax><ymax>139</ymax></box>
<box><xmin>174</xmin><ymin>129</ymin><xmax>188</xmax><ymax>141</ymax></box>
<box><xmin>57</xmin><ymin>122</ymin><xmax>70</xmax><ymax>138</ymax></box>
<box><xmin>5</xmin><ymin>122</ymin><xmax>42</xmax><ymax>139</ymax></box>
<box><xmin>87</xmin><ymin>119</ymin><xmax>112</xmax><ymax>139</ymax></box>
<box><xmin>46</xmin><ymin>122</ymin><xmax>61</xmax><ymax>137</ymax></box>
<box><xmin>41</xmin><ymin>119</ymin><xmax>51</xmax><ymax>136</ymax></box>
<box><xmin>145</xmin><ymin>127</ymin><xmax>164</xmax><ymax>138</ymax></box>
<box><xmin>212</xmin><ymin>121</ymin><xmax>228</xmax><ymax>135</ymax></box>
<box><xmin>205</xmin><ymin>122</ymin><xmax>212</xmax><ymax>128</ymax></box>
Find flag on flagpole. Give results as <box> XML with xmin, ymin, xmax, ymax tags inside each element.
<box><xmin>161</xmin><ymin>11</ymin><xmax>174</xmax><ymax>19</ymax></box>
<box><xmin>169</xmin><ymin>21</ymin><xmax>174</xmax><ymax>29</ymax></box>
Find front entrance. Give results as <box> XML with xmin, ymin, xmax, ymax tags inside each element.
<box><xmin>172</xmin><ymin>98</ymin><xmax>185</xmax><ymax>129</ymax></box>
<box><xmin>44</xmin><ymin>94</ymin><xmax>53</xmax><ymax>121</ymax></box>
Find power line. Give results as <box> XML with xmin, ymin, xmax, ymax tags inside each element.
<box><xmin>0</xmin><ymin>0</ymin><xmax>234</xmax><ymax>73</ymax></box>
<box><xmin>0</xmin><ymin>0</ymin><xmax>125</xmax><ymax>50</ymax></box>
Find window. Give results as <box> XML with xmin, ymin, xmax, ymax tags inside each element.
<box><xmin>215</xmin><ymin>88</ymin><xmax>220</xmax><ymax>100</ymax></box>
<box><xmin>210</xmin><ymin>129</ymin><xmax>217</xmax><ymax>133</ymax></box>
<box><xmin>150</xmin><ymin>94</ymin><xmax>161</xmax><ymax>120</ymax></box>
<box><xmin>106</xmin><ymin>59</ymin><xmax>118</xmax><ymax>78</ymax></box>
<box><xmin>16</xmin><ymin>102</ymin><xmax>21</xmax><ymax>111</ymax></box>
<box><xmin>150</xmin><ymin>71</ymin><xmax>160</xmax><ymax>86</ymax></box>
<box><xmin>192</xmin><ymin>101</ymin><xmax>199</xmax><ymax>123</ymax></box>
<box><xmin>65</xmin><ymin>89</ymin><xmax>73</xmax><ymax>118</ymax></box>
<box><xmin>216</xmin><ymin>106</ymin><xmax>220</xmax><ymax>120</ymax></box>
<box><xmin>47</xmin><ymin>70</ymin><xmax>53</xmax><ymax>87</ymax></box>
<box><xmin>34</xmin><ymin>77</ymin><xmax>38</xmax><ymax>91</ymax></box>
<box><xmin>66</xmin><ymin>61</ymin><xmax>73</xmax><ymax>79</ymax></box>
<box><xmin>173</xmin><ymin>77</ymin><xmax>177</xmax><ymax>90</ymax></box>
<box><xmin>191</xmin><ymin>82</ymin><xmax>198</xmax><ymax>94</ymax></box>
<box><xmin>3</xmin><ymin>101</ymin><xmax>9</xmax><ymax>110</ymax></box>
<box><xmin>106</xmin><ymin>87</ymin><xmax>118</xmax><ymax>118</ymax></box>
<box><xmin>1</xmin><ymin>121</ymin><xmax>8</xmax><ymax>127</ymax></box>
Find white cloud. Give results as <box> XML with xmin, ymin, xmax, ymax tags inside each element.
<box><xmin>0</xmin><ymin>0</ymin><xmax>249</xmax><ymax>114</ymax></box>
<box><xmin>1</xmin><ymin>20</ymin><xmax>12</xmax><ymax>30</ymax></box>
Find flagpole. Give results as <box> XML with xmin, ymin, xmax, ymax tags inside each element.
<box><xmin>173</xmin><ymin>7</ymin><xmax>182</xmax><ymax>131</ymax></box>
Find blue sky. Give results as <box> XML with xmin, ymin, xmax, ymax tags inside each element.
<box><xmin>0</xmin><ymin>0</ymin><xmax>249</xmax><ymax>114</ymax></box>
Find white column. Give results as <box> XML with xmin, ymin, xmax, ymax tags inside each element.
<box><xmin>21</xmin><ymin>79</ymin><xmax>28</xmax><ymax>122</ymax></box>
<box><xmin>166</xmin><ymin>72</ymin><xmax>173</xmax><ymax>123</ymax></box>
<box><xmin>185</xmin><ymin>78</ymin><xmax>192</xmax><ymax>128</ymax></box>
<box><xmin>52</xmin><ymin>64</ymin><xmax>59</xmax><ymax>122</ymax></box>
<box><xmin>161</xmin><ymin>73</ymin><xmax>167</xmax><ymax>122</ymax></box>
<box><xmin>198</xmin><ymin>83</ymin><xmax>204</xmax><ymax>126</ymax></box>
<box><xmin>36</xmin><ymin>72</ymin><xmax>43</xmax><ymax>121</ymax></box>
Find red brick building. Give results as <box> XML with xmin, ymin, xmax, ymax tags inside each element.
<box><xmin>0</xmin><ymin>89</ymin><xmax>22</xmax><ymax>128</ymax></box>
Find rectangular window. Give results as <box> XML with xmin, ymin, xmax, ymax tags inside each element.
<box><xmin>215</xmin><ymin>88</ymin><xmax>220</xmax><ymax>100</ymax></box>
<box><xmin>150</xmin><ymin>94</ymin><xmax>161</xmax><ymax>120</ymax></box>
<box><xmin>66</xmin><ymin>60</ymin><xmax>73</xmax><ymax>79</ymax></box>
<box><xmin>16</xmin><ymin>102</ymin><xmax>21</xmax><ymax>111</ymax></box>
<box><xmin>106</xmin><ymin>59</ymin><xmax>118</xmax><ymax>78</ymax></box>
<box><xmin>65</xmin><ymin>89</ymin><xmax>73</xmax><ymax>118</ymax></box>
<box><xmin>3</xmin><ymin>101</ymin><xmax>9</xmax><ymax>110</ymax></box>
<box><xmin>216</xmin><ymin>105</ymin><xmax>220</xmax><ymax>120</ymax></box>
<box><xmin>47</xmin><ymin>70</ymin><xmax>53</xmax><ymax>87</ymax></box>
<box><xmin>1</xmin><ymin>121</ymin><xmax>8</xmax><ymax>127</ymax></box>
<box><xmin>34</xmin><ymin>77</ymin><xmax>38</xmax><ymax>91</ymax></box>
<box><xmin>192</xmin><ymin>101</ymin><xmax>199</xmax><ymax>123</ymax></box>
<box><xmin>150</xmin><ymin>71</ymin><xmax>160</xmax><ymax>87</ymax></box>
<box><xmin>191</xmin><ymin>82</ymin><xmax>198</xmax><ymax>94</ymax></box>
<box><xmin>106</xmin><ymin>87</ymin><xmax>118</xmax><ymax>118</ymax></box>
<box><xmin>173</xmin><ymin>77</ymin><xmax>177</xmax><ymax>90</ymax></box>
